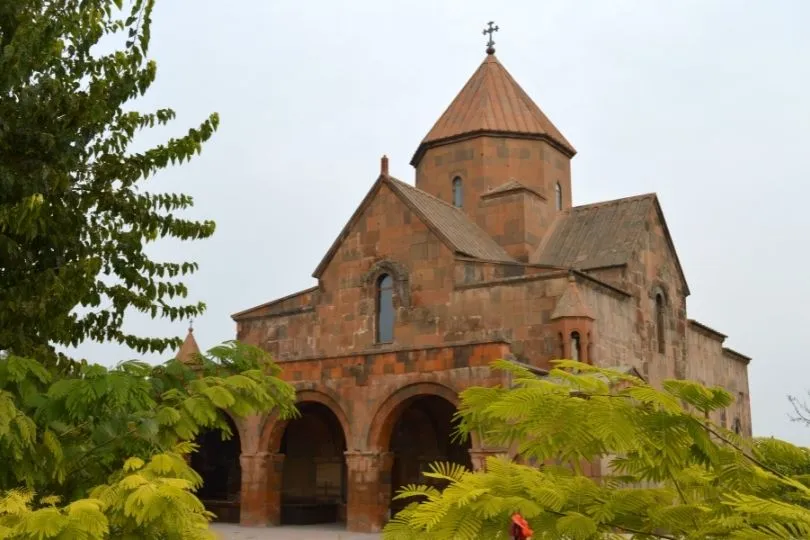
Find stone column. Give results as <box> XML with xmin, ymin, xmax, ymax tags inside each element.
<box><xmin>344</xmin><ymin>451</ymin><xmax>393</xmax><ymax>533</ymax></box>
<box><xmin>469</xmin><ymin>447</ymin><xmax>509</xmax><ymax>471</ymax></box>
<box><xmin>239</xmin><ymin>452</ymin><xmax>285</xmax><ymax>526</ymax></box>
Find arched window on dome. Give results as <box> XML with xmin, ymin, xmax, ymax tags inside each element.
<box><xmin>376</xmin><ymin>274</ymin><xmax>394</xmax><ymax>343</ymax></box>
<box><xmin>452</xmin><ymin>177</ymin><xmax>463</xmax><ymax>208</ymax></box>
<box><xmin>555</xmin><ymin>182</ymin><xmax>563</xmax><ymax>211</ymax></box>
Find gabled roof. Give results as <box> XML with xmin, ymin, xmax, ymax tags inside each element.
<box><xmin>175</xmin><ymin>327</ymin><xmax>200</xmax><ymax>364</ymax></box>
<box><xmin>312</xmin><ymin>174</ymin><xmax>514</xmax><ymax>278</ymax></box>
<box><xmin>412</xmin><ymin>53</ymin><xmax>575</xmax><ymax>166</ymax></box>
<box><xmin>551</xmin><ymin>276</ymin><xmax>595</xmax><ymax>320</ymax></box>
<box><xmin>481</xmin><ymin>179</ymin><xmax>546</xmax><ymax>200</ymax></box>
<box><xmin>534</xmin><ymin>193</ymin><xmax>689</xmax><ymax>295</ymax></box>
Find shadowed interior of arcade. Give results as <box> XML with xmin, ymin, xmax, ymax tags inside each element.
<box><xmin>191</xmin><ymin>416</ymin><xmax>242</xmax><ymax>523</ymax></box>
<box><xmin>280</xmin><ymin>402</ymin><xmax>348</xmax><ymax>525</ymax></box>
<box><xmin>387</xmin><ymin>395</ymin><xmax>472</xmax><ymax>516</ymax></box>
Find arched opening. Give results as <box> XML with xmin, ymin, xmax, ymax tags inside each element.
<box><xmin>280</xmin><ymin>402</ymin><xmax>347</xmax><ymax>525</ymax></box>
<box><xmin>377</xmin><ymin>274</ymin><xmax>394</xmax><ymax>343</ymax></box>
<box><xmin>655</xmin><ymin>293</ymin><xmax>666</xmax><ymax>354</ymax></box>
<box><xmin>452</xmin><ymin>177</ymin><xmax>463</xmax><ymax>208</ymax></box>
<box><xmin>388</xmin><ymin>395</ymin><xmax>472</xmax><ymax>517</ymax></box>
<box><xmin>190</xmin><ymin>416</ymin><xmax>242</xmax><ymax>523</ymax></box>
<box><xmin>571</xmin><ymin>331</ymin><xmax>582</xmax><ymax>361</ymax></box>
<box><xmin>555</xmin><ymin>182</ymin><xmax>562</xmax><ymax>211</ymax></box>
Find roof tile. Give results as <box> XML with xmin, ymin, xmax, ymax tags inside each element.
<box><xmin>413</xmin><ymin>54</ymin><xmax>575</xmax><ymax>164</ymax></box>
<box><xmin>534</xmin><ymin>194</ymin><xmax>656</xmax><ymax>269</ymax></box>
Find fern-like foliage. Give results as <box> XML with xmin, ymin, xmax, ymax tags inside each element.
<box><xmin>384</xmin><ymin>360</ymin><xmax>810</xmax><ymax>539</ymax></box>
<box><xmin>0</xmin><ymin>341</ymin><xmax>297</xmax><ymax>539</ymax></box>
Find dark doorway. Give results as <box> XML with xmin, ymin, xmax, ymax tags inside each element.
<box><xmin>190</xmin><ymin>416</ymin><xmax>242</xmax><ymax>523</ymax></box>
<box><xmin>280</xmin><ymin>402</ymin><xmax>347</xmax><ymax>525</ymax></box>
<box><xmin>389</xmin><ymin>395</ymin><xmax>472</xmax><ymax>516</ymax></box>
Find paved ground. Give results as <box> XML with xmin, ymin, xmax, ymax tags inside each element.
<box><xmin>210</xmin><ymin>524</ymin><xmax>381</xmax><ymax>540</ymax></box>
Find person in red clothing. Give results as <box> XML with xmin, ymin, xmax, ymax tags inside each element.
<box><xmin>510</xmin><ymin>513</ymin><xmax>533</xmax><ymax>540</ymax></box>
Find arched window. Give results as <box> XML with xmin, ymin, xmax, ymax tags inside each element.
<box><xmin>570</xmin><ymin>331</ymin><xmax>581</xmax><ymax>361</ymax></box>
<box><xmin>733</xmin><ymin>418</ymin><xmax>742</xmax><ymax>435</ymax></box>
<box><xmin>555</xmin><ymin>182</ymin><xmax>562</xmax><ymax>211</ymax></box>
<box><xmin>655</xmin><ymin>293</ymin><xmax>665</xmax><ymax>354</ymax></box>
<box><xmin>376</xmin><ymin>274</ymin><xmax>394</xmax><ymax>343</ymax></box>
<box><xmin>452</xmin><ymin>177</ymin><xmax>463</xmax><ymax>208</ymax></box>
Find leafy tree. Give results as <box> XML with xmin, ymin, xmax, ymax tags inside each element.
<box><xmin>384</xmin><ymin>360</ymin><xmax>810</xmax><ymax>539</ymax></box>
<box><xmin>0</xmin><ymin>341</ymin><xmax>298</xmax><ymax>539</ymax></box>
<box><xmin>0</xmin><ymin>0</ymin><xmax>218</xmax><ymax>360</ymax></box>
<box><xmin>0</xmin><ymin>1</ymin><xmax>299</xmax><ymax>538</ymax></box>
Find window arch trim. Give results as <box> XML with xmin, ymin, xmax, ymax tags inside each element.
<box><xmin>654</xmin><ymin>290</ymin><xmax>666</xmax><ymax>354</ymax></box>
<box><xmin>376</xmin><ymin>274</ymin><xmax>395</xmax><ymax>344</ymax></box>
<box><xmin>554</xmin><ymin>182</ymin><xmax>563</xmax><ymax>211</ymax></box>
<box><xmin>452</xmin><ymin>176</ymin><xmax>463</xmax><ymax>208</ymax></box>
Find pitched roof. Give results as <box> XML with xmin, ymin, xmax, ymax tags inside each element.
<box><xmin>551</xmin><ymin>276</ymin><xmax>595</xmax><ymax>320</ymax></box>
<box><xmin>535</xmin><ymin>194</ymin><xmax>654</xmax><ymax>269</ymax></box>
<box><xmin>412</xmin><ymin>54</ymin><xmax>575</xmax><ymax>165</ymax></box>
<box><xmin>312</xmin><ymin>174</ymin><xmax>514</xmax><ymax>277</ymax></box>
<box><xmin>175</xmin><ymin>327</ymin><xmax>200</xmax><ymax>364</ymax></box>
<box><xmin>534</xmin><ymin>193</ymin><xmax>690</xmax><ymax>294</ymax></box>
<box><xmin>481</xmin><ymin>179</ymin><xmax>546</xmax><ymax>200</ymax></box>
<box><xmin>386</xmin><ymin>178</ymin><xmax>514</xmax><ymax>262</ymax></box>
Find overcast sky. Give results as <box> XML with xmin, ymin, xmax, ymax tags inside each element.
<box><xmin>71</xmin><ymin>1</ymin><xmax>810</xmax><ymax>445</ymax></box>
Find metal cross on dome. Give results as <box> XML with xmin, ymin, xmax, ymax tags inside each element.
<box><xmin>483</xmin><ymin>21</ymin><xmax>499</xmax><ymax>54</ymax></box>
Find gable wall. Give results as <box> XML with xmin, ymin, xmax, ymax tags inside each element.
<box><xmin>621</xmin><ymin>205</ymin><xmax>689</xmax><ymax>383</ymax></box>
<box><xmin>237</xmin><ymin>183</ymin><xmax>457</xmax><ymax>359</ymax></box>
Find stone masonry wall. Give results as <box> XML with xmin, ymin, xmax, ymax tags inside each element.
<box><xmin>478</xmin><ymin>188</ymin><xmax>551</xmax><ymax>262</ymax></box>
<box><xmin>614</xmin><ymin>203</ymin><xmax>689</xmax><ymax>383</ymax></box>
<box><xmin>235</xmin><ymin>341</ymin><xmax>512</xmax><ymax>532</ymax></box>
<box><xmin>236</xmin><ymin>182</ymin><xmax>457</xmax><ymax>359</ymax></box>
<box><xmin>686</xmin><ymin>323</ymin><xmax>752</xmax><ymax>436</ymax></box>
<box><xmin>575</xmin><ymin>280</ymin><xmax>642</xmax><ymax>374</ymax></box>
<box><xmin>414</xmin><ymin>137</ymin><xmax>572</xmax><ymax>226</ymax></box>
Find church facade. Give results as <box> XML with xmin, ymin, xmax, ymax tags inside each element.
<box><xmin>191</xmin><ymin>48</ymin><xmax>752</xmax><ymax>533</ymax></box>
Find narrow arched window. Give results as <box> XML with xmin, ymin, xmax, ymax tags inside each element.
<box><xmin>452</xmin><ymin>177</ymin><xmax>463</xmax><ymax>208</ymax></box>
<box><xmin>376</xmin><ymin>274</ymin><xmax>394</xmax><ymax>343</ymax></box>
<box><xmin>571</xmin><ymin>331</ymin><xmax>581</xmax><ymax>361</ymax></box>
<box><xmin>555</xmin><ymin>182</ymin><xmax>562</xmax><ymax>211</ymax></box>
<box><xmin>655</xmin><ymin>293</ymin><xmax>665</xmax><ymax>354</ymax></box>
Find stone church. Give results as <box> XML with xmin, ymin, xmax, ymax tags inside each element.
<box><xmin>182</xmin><ymin>43</ymin><xmax>752</xmax><ymax>533</ymax></box>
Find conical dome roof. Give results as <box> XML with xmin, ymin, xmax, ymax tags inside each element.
<box><xmin>412</xmin><ymin>53</ymin><xmax>575</xmax><ymax>165</ymax></box>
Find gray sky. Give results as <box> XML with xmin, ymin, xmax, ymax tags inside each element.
<box><xmin>72</xmin><ymin>1</ymin><xmax>810</xmax><ymax>445</ymax></box>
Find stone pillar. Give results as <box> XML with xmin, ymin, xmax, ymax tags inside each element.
<box><xmin>345</xmin><ymin>451</ymin><xmax>393</xmax><ymax>533</ymax></box>
<box><xmin>239</xmin><ymin>452</ymin><xmax>285</xmax><ymax>526</ymax></box>
<box><xmin>469</xmin><ymin>447</ymin><xmax>509</xmax><ymax>471</ymax></box>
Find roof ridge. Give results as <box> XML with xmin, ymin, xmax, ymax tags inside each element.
<box><xmin>386</xmin><ymin>176</ymin><xmax>464</xmax><ymax>212</ymax></box>
<box><xmin>571</xmin><ymin>192</ymin><xmax>657</xmax><ymax>212</ymax></box>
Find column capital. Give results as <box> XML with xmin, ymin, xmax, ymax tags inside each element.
<box><xmin>344</xmin><ymin>450</ymin><xmax>393</xmax><ymax>472</ymax></box>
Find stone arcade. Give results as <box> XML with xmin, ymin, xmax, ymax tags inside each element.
<box><xmin>184</xmin><ymin>42</ymin><xmax>752</xmax><ymax>534</ymax></box>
